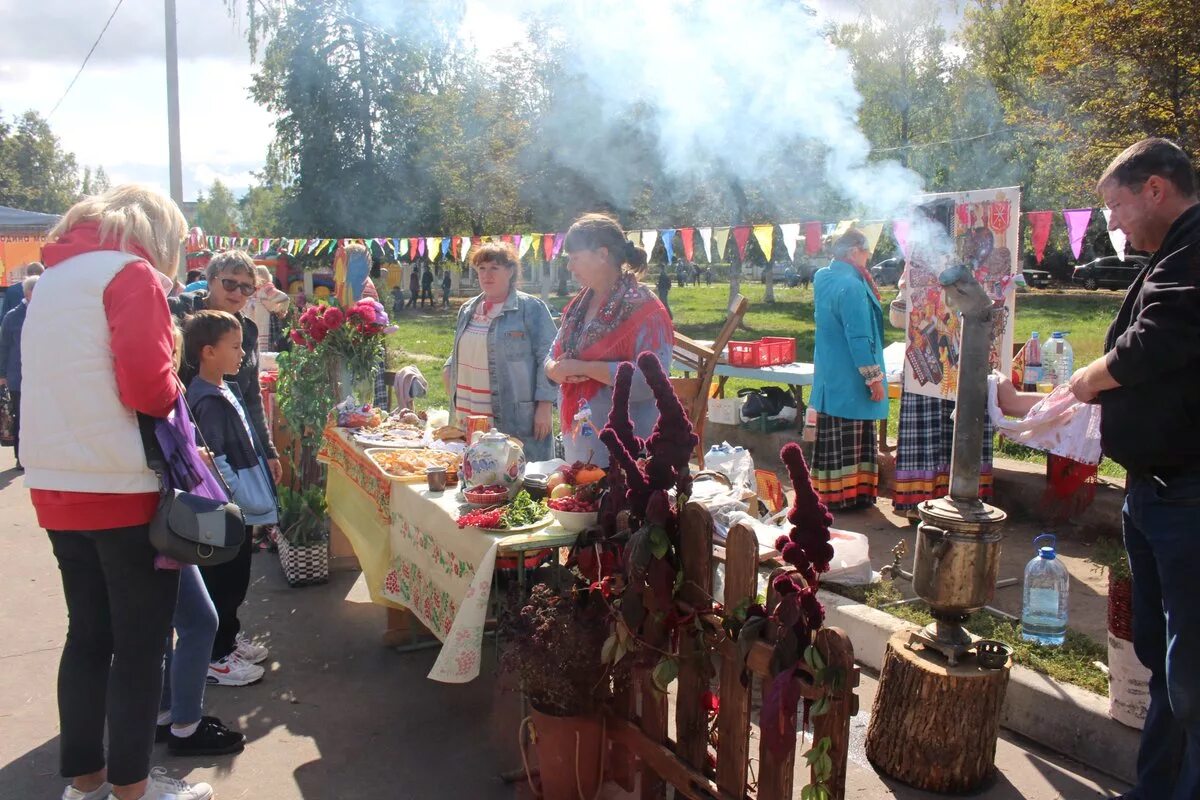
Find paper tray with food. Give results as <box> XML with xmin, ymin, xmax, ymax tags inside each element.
<box><xmin>365</xmin><ymin>447</ymin><xmax>462</xmax><ymax>483</ymax></box>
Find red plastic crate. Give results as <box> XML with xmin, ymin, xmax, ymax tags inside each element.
<box><xmin>727</xmin><ymin>336</ymin><xmax>795</xmax><ymax>367</ymax></box>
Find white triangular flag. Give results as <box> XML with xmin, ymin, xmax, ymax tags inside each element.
<box><xmin>1103</xmin><ymin>208</ymin><xmax>1126</xmax><ymax>261</ymax></box>
<box><xmin>517</xmin><ymin>233</ymin><xmax>534</xmax><ymax>260</ymax></box>
<box><xmin>779</xmin><ymin>223</ymin><xmax>801</xmax><ymax>261</ymax></box>
<box><xmin>641</xmin><ymin>230</ymin><xmax>658</xmax><ymax>256</ymax></box>
<box><xmin>698</xmin><ymin>227</ymin><xmax>713</xmax><ymax>262</ymax></box>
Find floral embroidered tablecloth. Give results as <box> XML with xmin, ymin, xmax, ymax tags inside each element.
<box><xmin>319</xmin><ymin>427</ymin><xmax>574</xmax><ymax>683</ymax></box>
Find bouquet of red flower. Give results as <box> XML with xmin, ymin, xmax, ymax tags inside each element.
<box><xmin>289</xmin><ymin>299</ymin><xmax>396</xmax><ymax>380</ymax></box>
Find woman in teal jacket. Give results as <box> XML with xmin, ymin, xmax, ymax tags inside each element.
<box><xmin>810</xmin><ymin>229</ymin><xmax>889</xmax><ymax>509</ymax></box>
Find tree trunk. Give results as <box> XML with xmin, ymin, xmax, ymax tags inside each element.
<box><xmin>729</xmin><ymin>268</ymin><xmax>741</xmax><ymax>308</ymax></box>
<box><xmin>865</xmin><ymin>631</ymin><xmax>1010</xmax><ymax>793</ymax></box>
<box><xmin>764</xmin><ymin>263</ymin><xmax>775</xmax><ymax>304</ymax></box>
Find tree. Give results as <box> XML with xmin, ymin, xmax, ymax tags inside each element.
<box><xmin>239</xmin><ymin>183</ymin><xmax>286</xmax><ymax>236</ymax></box>
<box><xmin>80</xmin><ymin>165</ymin><xmax>111</xmax><ymax>197</ymax></box>
<box><xmin>0</xmin><ymin>110</ymin><xmax>80</xmax><ymax>213</ymax></box>
<box><xmin>194</xmin><ymin>180</ymin><xmax>240</xmax><ymax>236</ymax></box>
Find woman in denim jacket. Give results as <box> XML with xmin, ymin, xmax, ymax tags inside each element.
<box><xmin>443</xmin><ymin>242</ymin><xmax>557</xmax><ymax>461</ymax></box>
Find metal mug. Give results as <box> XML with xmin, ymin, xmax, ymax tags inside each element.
<box><xmin>425</xmin><ymin>466</ymin><xmax>448</xmax><ymax>492</ymax></box>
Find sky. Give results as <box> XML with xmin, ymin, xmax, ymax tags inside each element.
<box><xmin>0</xmin><ymin>0</ymin><xmax>957</xmax><ymax>204</ymax></box>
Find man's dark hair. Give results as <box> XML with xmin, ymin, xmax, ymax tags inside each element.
<box><xmin>1098</xmin><ymin>138</ymin><xmax>1198</xmax><ymax>197</ymax></box>
<box><xmin>182</xmin><ymin>309</ymin><xmax>241</xmax><ymax>370</ymax></box>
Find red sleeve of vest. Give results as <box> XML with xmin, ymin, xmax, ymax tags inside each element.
<box><xmin>103</xmin><ymin>260</ymin><xmax>180</xmax><ymax>418</ymax></box>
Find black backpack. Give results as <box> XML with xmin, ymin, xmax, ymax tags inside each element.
<box><xmin>737</xmin><ymin>386</ymin><xmax>796</xmax><ymax>420</ymax></box>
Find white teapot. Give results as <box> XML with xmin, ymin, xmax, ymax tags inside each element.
<box><xmin>462</xmin><ymin>429</ymin><xmax>526</xmax><ymax>498</ymax></box>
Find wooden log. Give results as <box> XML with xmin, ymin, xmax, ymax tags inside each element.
<box><xmin>865</xmin><ymin>630</ymin><xmax>1011</xmax><ymax>793</ymax></box>
<box><xmin>675</xmin><ymin>503</ymin><xmax>715</xmax><ymax>772</ymax></box>
<box><xmin>609</xmin><ymin>681</ymin><xmax>638</xmax><ymax>792</ymax></box>
<box><xmin>606</xmin><ymin>715</ymin><xmax>739</xmax><ymax>800</ymax></box>
<box><xmin>714</xmin><ymin>524</ymin><xmax>757</xmax><ymax>797</ymax></box>
<box><xmin>811</xmin><ymin>627</ymin><xmax>856</xmax><ymax>800</ymax></box>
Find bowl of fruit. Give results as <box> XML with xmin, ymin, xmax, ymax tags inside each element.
<box><xmin>463</xmin><ymin>483</ymin><xmax>510</xmax><ymax>507</ymax></box>
<box><xmin>546</xmin><ymin>463</ymin><xmax>605</xmax><ymax>532</ymax></box>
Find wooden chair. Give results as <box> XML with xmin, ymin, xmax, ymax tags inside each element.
<box><xmin>670</xmin><ymin>294</ymin><xmax>750</xmax><ymax>467</ymax></box>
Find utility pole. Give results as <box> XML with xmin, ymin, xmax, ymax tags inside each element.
<box><xmin>165</xmin><ymin>0</ymin><xmax>183</xmax><ymax>205</ymax></box>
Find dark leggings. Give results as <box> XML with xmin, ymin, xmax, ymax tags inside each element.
<box><xmin>49</xmin><ymin>526</ymin><xmax>179</xmax><ymax>785</ymax></box>
<box><xmin>199</xmin><ymin>525</ymin><xmax>253</xmax><ymax>660</ymax></box>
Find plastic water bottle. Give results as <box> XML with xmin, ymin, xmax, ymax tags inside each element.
<box><xmin>573</xmin><ymin>401</ymin><xmax>599</xmax><ymax>445</ymax></box>
<box><xmin>1021</xmin><ymin>332</ymin><xmax>1042</xmax><ymax>391</ymax></box>
<box><xmin>1053</xmin><ymin>332</ymin><xmax>1074</xmax><ymax>386</ymax></box>
<box><xmin>1021</xmin><ymin>534</ymin><xmax>1070</xmax><ymax>646</ymax></box>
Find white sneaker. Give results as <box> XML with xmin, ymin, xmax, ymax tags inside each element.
<box><xmin>234</xmin><ymin>632</ymin><xmax>269</xmax><ymax>665</ymax></box>
<box><xmin>206</xmin><ymin>653</ymin><xmax>264</xmax><ymax>687</ymax></box>
<box><xmin>108</xmin><ymin>767</ymin><xmax>212</xmax><ymax>800</ymax></box>
<box><xmin>63</xmin><ymin>782</ymin><xmax>111</xmax><ymax>800</ymax></box>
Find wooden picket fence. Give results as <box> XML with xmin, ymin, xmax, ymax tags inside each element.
<box><xmin>604</xmin><ymin>501</ymin><xmax>858</xmax><ymax>800</ymax></box>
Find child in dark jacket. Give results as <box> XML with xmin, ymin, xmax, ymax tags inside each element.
<box><xmin>183</xmin><ymin>310</ymin><xmax>277</xmax><ymax>683</ymax></box>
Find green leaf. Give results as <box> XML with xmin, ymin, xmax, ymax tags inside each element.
<box><xmin>649</xmin><ymin>526</ymin><xmax>670</xmax><ymax>560</ymax></box>
<box><xmin>802</xmin><ymin>746</ymin><xmax>820</xmax><ymax>766</ymax></box>
<box><xmin>811</xmin><ymin>695</ymin><xmax>831</xmax><ymax>718</ymax></box>
<box><xmin>601</xmin><ymin>633</ymin><xmax>618</xmax><ymax>665</ymax></box>
<box><xmin>651</xmin><ymin>657</ymin><xmax>679</xmax><ymax>693</ymax></box>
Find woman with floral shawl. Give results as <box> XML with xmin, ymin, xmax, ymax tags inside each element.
<box><xmin>546</xmin><ymin>214</ymin><xmax>674</xmax><ymax>467</ymax></box>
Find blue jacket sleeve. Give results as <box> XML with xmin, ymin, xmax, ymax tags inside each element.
<box><xmin>528</xmin><ymin>299</ymin><xmax>559</xmax><ymax>403</ymax></box>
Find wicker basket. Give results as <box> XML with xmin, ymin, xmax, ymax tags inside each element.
<box><xmin>276</xmin><ymin>536</ymin><xmax>329</xmax><ymax>587</ymax></box>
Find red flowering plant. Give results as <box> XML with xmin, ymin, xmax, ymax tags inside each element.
<box><xmin>566</xmin><ymin>352</ymin><xmax>701</xmax><ymax>691</ymax></box>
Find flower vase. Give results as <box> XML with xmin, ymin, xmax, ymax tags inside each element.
<box><xmin>331</xmin><ymin>362</ymin><xmax>375</xmax><ymax>407</ymax></box>
<box><xmin>527</xmin><ymin>707</ymin><xmax>604</xmax><ymax>800</ymax></box>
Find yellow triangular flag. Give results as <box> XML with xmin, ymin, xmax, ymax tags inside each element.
<box><xmin>713</xmin><ymin>227</ymin><xmax>731</xmax><ymax>262</ymax></box>
<box><xmin>832</xmin><ymin>219</ymin><xmax>856</xmax><ymax>240</ymax></box>
<box><xmin>518</xmin><ymin>233</ymin><xmax>534</xmax><ymax>260</ymax></box>
<box><xmin>427</xmin><ymin>237</ymin><xmax>442</xmax><ymax>261</ymax></box>
<box><xmin>530</xmin><ymin>233</ymin><xmax>543</xmax><ymax>260</ymax></box>
<box><xmin>752</xmin><ymin>225</ymin><xmax>774</xmax><ymax>262</ymax></box>
<box><xmin>859</xmin><ymin>222</ymin><xmax>884</xmax><ymax>254</ymax></box>
<box><xmin>626</xmin><ymin>230</ymin><xmax>641</xmax><ymax>247</ymax></box>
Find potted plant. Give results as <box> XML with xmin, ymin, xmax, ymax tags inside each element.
<box><xmin>276</xmin><ymin>486</ymin><xmax>330</xmax><ymax>586</ymax></box>
<box><xmin>500</xmin><ymin>578</ymin><xmax>612</xmax><ymax>800</ymax></box>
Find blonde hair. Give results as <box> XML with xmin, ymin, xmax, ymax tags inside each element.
<box><xmin>254</xmin><ymin>264</ymin><xmax>273</xmax><ymax>286</ymax></box>
<box><xmin>49</xmin><ymin>184</ymin><xmax>187</xmax><ymax>279</ymax></box>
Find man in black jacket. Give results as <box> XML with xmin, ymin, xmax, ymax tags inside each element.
<box><xmin>169</xmin><ymin>250</ymin><xmax>281</xmax><ymax>485</ymax></box>
<box><xmin>1070</xmin><ymin>138</ymin><xmax>1200</xmax><ymax>800</ymax></box>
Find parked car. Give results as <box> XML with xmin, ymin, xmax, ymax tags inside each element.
<box><xmin>870</xmin><ymin>258</ymin><xmax>904</xmax><ymax>286</ymax></box>
<box><xmin>1022</xmin><ymin>267</ymin><xmax>1051</xmax><ymax>288</ymax></box>
<box><xmin>1071</xmin><ymin>255</ymin><xmax>1149</xmax><ymax>291</ymax></box>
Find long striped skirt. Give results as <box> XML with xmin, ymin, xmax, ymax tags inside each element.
<box><xmin>893</xmin><ymin>391</ymin><xmax>993</xmax><ymax>511</ymax></box>
<box><xmin>812</xmin><ymin>412</ymin><xmax>879</xmax><ymax>510</ymax></box>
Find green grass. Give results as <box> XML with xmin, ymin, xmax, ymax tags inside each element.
<box><xmin>386</xmin><ymin>283</ymin><xmax>1125</xmax><ymax>476</ymax></box>
<box><xmin>826</xmin><ymin>579</ymin><xmax>1110</xmax><ymax>695</ymax></box>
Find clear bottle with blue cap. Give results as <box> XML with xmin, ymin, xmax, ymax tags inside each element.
<box><xmin>1021</xmin><ymin>533</ymin><xmax>1070</xmax><ymax>646</ymax></box>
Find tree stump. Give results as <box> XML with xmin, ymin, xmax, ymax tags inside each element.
<box><xmin>865</xmin><ymin>630</ymin><xmax>1010</xmax><ymax>793</ymax></box>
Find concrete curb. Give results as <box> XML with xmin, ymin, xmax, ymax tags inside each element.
<box><xmin>819</xmin><ymin>589</ymin><xmax>1141</xmax><ymax>784</ymax></box>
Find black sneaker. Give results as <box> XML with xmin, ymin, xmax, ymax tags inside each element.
<box><xmin>167</xmin><ymin>716</ymin><xmax>246</xmax><ymax>756</ymax></box>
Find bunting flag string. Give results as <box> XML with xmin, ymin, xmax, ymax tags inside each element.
<box><xmin>204</xmin><ymin>204</ymin><xmax>1124</xmax><ymax>271</ymax></box>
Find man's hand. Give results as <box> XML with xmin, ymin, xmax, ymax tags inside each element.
<box><xmin>267</xmin><ymin>457</ymin><xmax>283</xmax><ymax>483</ymax></box>
<box><xmin>868</xmin><ymin>380</ymin><xmax>884</xmax><ymax>402</ymax></box>
<box><xmin>1068</xmin><ymin>367</ymin><xmax>1099</xmax><ymax>403</ymax></box>
<box><xmin>533</xmin><ymin>402</ymin><xmax>553</xmax><ymax>440</ymax></box>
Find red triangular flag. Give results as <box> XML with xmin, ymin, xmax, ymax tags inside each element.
<box><xmin>732</xmin><ymin>226</ymin><xmax>751</xmax><ymax>260</ymax></box>
<box><xmin>1027</xmin><ymin>211</ymin><xmax>1054</xmax><ymax>265</ymax></box>
<box><xmin>805</xmin><ymin>221</ymin><xmax>822</xmax><ymax>256</ymax></box>
<box><xmin>679</xmin><ymin>227</ymin><xmax>695</xmax><ymax>262</ymax></box>
<box><xmin>542</xmin><ymin>233</ymin><xmax>555</xmax><ymax>261</ymax></box>
<box><xmin>409</xmin><ymin>238</ymin><xmax>419</xmax><ymax>260</ymax></box>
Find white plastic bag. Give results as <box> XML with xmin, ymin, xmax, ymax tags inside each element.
<box><xmin>823</xmin><ymin>528</ymin><xmax>873</xmax><ymax>585</ymax></box>
<box><xmin>704</xmin><ymin>443</ymin><xmax>757</xmax><ymax>494</ymax></box>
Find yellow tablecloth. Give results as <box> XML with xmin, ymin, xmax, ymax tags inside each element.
<box><xmin>318</xmin><ymin>427</ymin><xmax>576</xmax><ymax>682</ymax></box>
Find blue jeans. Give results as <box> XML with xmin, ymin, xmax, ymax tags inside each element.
<box><xmin>160</xmin><ymin>565</ymin><xmax>218</xmax><ymax>725</ymax></box>
<box><xmin>1124</xmin><ymin>472</ymin><xmax>1200</xmax><ymax>800</ymax></box>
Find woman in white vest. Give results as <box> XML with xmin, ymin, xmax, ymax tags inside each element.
<box><xmin>21</xmin><ymin>185</ymin><xmax>213</xmax><ymax>800</ymax></box>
